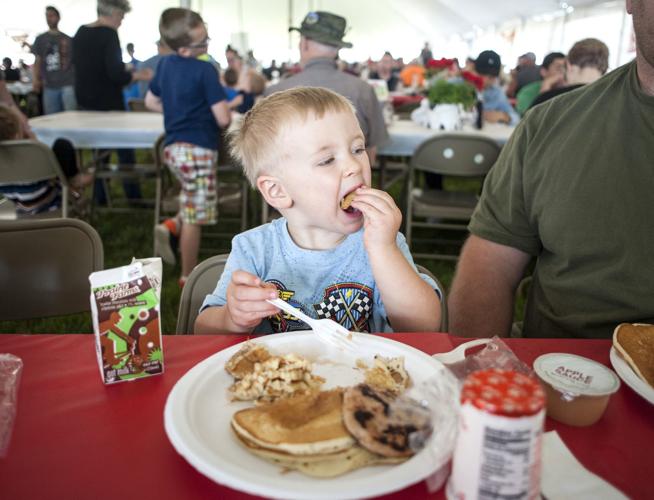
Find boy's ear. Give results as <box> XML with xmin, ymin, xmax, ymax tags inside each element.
<box><xmin>256</xmin><ymin>175</ymin><xmax>292</xmax><ymax>210</ymax></box>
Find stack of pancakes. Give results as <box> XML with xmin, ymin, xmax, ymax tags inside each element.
<box><xmin>231</xmin><ymin>385</ymin><xmax>431</xmax><ymax>477</ymax></box>
<box><xmin>613</xmin><ymin>323</ymin><xmax>654</xmax><ymax>387</ymax></box>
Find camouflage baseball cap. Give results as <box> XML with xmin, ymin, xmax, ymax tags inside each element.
<box><xmin>289</xmin><ymin>11</ymin><xmax>352</xmax><ymax>49</ymax></box>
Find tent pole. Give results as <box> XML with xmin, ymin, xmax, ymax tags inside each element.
<box><xmin>288</xmin><ymin>0</ymin><xmax>293</xmax><ymax>51</ymax></box>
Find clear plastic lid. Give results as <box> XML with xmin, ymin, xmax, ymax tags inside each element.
<box><xmin>534</xmin><ymin>353</ymin><xmax>620</xmax><ymax>397</ymax></box>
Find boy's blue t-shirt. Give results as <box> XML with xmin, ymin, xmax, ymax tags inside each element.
<box><xmin>201</xmin><ymin>218</ymin><xmax>441</xmax><ymax>334</ymax></box>
<box><xmin>149</xmin><ymin>55</ymin><xmax>227</xmax><ymax>150</ymax></box>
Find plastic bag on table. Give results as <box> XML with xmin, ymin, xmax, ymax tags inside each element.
<box><xmin>0</xmin><ymin>354</ymin><xmax>23</xmax><ymax>458</ymax></box>
<box><xmin>446</xmin><ymin>336</ymin><xmax>533</xmax><ymax>381</ymax></box>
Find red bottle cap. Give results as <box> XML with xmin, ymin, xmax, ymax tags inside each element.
<box><xmin>461</xmin><ymin>368</ymin><xmax>546</xmax><ymax>417</ymax></box>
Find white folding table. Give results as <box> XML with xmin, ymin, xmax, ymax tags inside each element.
<box><xmin>29</xmin><ymin>111</ymin><xmax>164</xmax><ymax>149</ymax></box>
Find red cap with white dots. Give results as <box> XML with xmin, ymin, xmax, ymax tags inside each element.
<box><xmin>461</xmin><ymin>368</ymin><xmax>546</xmax><ymax>417</ymax></box>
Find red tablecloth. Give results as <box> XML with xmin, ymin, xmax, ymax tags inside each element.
<box><xmin>0</xmin><ymin>333</ymin><xmax>652</xmax><ymax>499</ymax></box>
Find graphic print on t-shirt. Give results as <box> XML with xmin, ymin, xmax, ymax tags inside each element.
<box><xmin>267</xmin><ymin>279</ymin><xmax>308</xmax><ymax>332</ymax></box>
<box><xmin>314</xmin><ymin>283</ymin><xmax>373</xmax><ymax>333</ymax></box>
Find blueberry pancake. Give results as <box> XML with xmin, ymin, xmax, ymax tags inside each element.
<box><xmin>342</xmin><ymin>384</ymin><xmax>432</xmax><ymax>458</ymax></box>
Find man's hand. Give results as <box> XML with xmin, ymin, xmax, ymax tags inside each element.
<box><xmin>225</xmin><ymin>270</ymin><xmax>280</xmax><ymax>330</ymax></box>
<box><xmin>350</xmin><ymin>186</ymin><xmax>402</xmax><ymax>253</ymax></box>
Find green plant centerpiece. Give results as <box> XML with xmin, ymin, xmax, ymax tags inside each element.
<box><xmin>427</xmin><ymin>79</ymin><xmax>477</xmax><ymax>109</ymax></box>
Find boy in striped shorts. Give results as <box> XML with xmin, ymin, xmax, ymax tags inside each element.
<box><xmin>145</xmin><ymin>8</ymin><xmax>230</xmax><ymax>285</ymax></box>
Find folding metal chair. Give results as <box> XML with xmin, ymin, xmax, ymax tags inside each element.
<box><xmin>405</xmin><ymin>134</ymin><xmax>501</xmax><ymax>261</ymax></box>
<box><xmin>0</xmin><ymin>218</ymin><xmax>104</xmax><ymax>321</ymax></box>
<box><xmin>176</xmin><ymin>254</ymin><xmax>229</xmax><ymax>334</ymax></box>
<box><xmin>416</xmin><ymin>263</ymin><xmax>449</xmax><ymax>332</ymax></box>
<box><xmin>0</xmin><ymin>139</ymin><xmax>71</xmax><ymax>218</ymax></box>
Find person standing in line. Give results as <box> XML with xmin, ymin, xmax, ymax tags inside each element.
<box><xmin>72</xmin><ymin>0</ymin><xmax>152</xmax><ymax>204</ymax></box>
<box><xmin>31</xmin><ymin>5</ymin><xmax>77</xmax><ymax>114</ymax></box>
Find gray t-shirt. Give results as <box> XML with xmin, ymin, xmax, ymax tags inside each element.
<box><xmin>469</xmin><ymin>61</ymin><xmax>654</xmax><ymax>339</ymax></box>
<box><xmin>264</xmin><ymin>58</ymin><xmax>389</xmax><ymax>149</ymax></box>
<box><xmin>32</xmin><ymin>31</ymin><xmax>75</xmax><ymax>88</ymax></box>
<box><xmin>201</xmin><ymin>218</ymin><xmax>440</xmax><ymax>333</ymax></box>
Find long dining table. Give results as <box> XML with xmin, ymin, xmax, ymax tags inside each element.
<box><xmin>378</xmin><ymin>119</ymin><xmax>515</xmax><ymax>158</ymax></box>
<box><xmin>0</xmin><ymin>332</ymin><xmax>651</xmax><ymax>499</ymax></box>
<box><xmin>29</xmin><ymin>111</ymin><xmax>514</xmax><ymax>155</ymax></box>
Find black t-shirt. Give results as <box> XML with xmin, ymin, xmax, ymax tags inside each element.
<box><xmin>530</xmin><ymin>84</ymin><xmax>584</xmax><ymax>109</ymax></box>
<box><xmin>3</xmin><ymin>68</ymin><xmax>20</xmax><ymax>82</ymax></box>
<box><xmin>72</xmin><ymin>25</ymin><xmax>131</xmax><ymax>111</ymax></box>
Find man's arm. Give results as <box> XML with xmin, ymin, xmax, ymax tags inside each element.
<box><xmin>448</xmin><ymin>235</ymin><xmax>530</xmax><ymax>337</ymax></box>
<box><xmin>0</xmin><ymin>81</ymin><xmax>34</xmax><ymax>138</ymax></box>
<box><xmin>32</xmin><ymin>55</ymin><xmax>43</xmax><ymax>94</ymax></box>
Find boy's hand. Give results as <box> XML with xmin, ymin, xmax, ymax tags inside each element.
<box><xmin>225</xmin><ymin>270</ymin><xmax>279</xmax><ymax>330</ymax></box>
<box><xmin>350</xmin><ymin>186</ymin><xmax>402</xmax><ymax>252</ymax></box>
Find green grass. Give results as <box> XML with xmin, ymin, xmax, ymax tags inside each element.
<box><xmin>1</xmin><ymin>159</ymin><xmax>526</xmax><ymax>334</ymax></box>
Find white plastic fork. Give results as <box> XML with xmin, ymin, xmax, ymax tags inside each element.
<box><xmin>431</xmin><ymin>338</ymin><xmax>491</xmax><ymax>364</ymax></box>
<box><xmin>267</xmin><ymin>298</ymin><xmax>357</xmax><ymax>353</ymax></box>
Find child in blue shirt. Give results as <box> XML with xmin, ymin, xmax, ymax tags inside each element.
<box><xmin>145</xmin><ymin>8</ymin><xmax>230</xmax><ymax>285</ymax></box>
<box><xmin>196</xmin><ymin>87</ymin><xmax>442</xmax><ymax>334</ymax></box>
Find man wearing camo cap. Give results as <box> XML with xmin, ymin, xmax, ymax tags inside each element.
<box><xmin>264</xmin><ymin>11</ymin><xmax>388</xmax><ymax>165</ymax></box>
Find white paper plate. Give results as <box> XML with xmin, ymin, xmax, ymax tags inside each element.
<box><xmin>164</xmin><ymin>331</ymin><xmax>457</xmax><ymax>500</ymax></box>
<box><xmin>609</xmin><ymin>346</ymin><xmax>654</xmax><ymax>405</ymax></box>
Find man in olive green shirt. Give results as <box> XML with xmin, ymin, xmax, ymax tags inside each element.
<box><xmin>449</xmin><ymin>0</ymin><xmax>654</xmax><ymax>339</ymax></box>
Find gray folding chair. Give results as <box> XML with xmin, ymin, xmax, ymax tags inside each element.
<box><xmin>176</xmin><ymin>253</ymin><xmax>229</xmax><ymax>334</ymax></box>
<box><xmin>0</xmin><ymin>218</ymin><xmax>104</xmax><ymax>321</ymax></box>
<box><xmin>416</xmin><ymin>264</ymin><xmax>448</xmax><ymax>332</ymax></box>
<box><xmin>0</xmin><ymin>139</ymin><xmax>71</xmax><ymax>218</ymax></box>
<box><xmin>405</xmin><ymin>134</ymin><xmax>501</xmax><ymax>261</ymax></box>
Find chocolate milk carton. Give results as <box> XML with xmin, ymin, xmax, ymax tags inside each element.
<box><xmin>89</xmin><ymin>259</ymin><xmax>164</xmax><ymax>384</ymax></box>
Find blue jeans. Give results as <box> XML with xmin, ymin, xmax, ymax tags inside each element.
<box><xmin>42</xmin><ymin>85</ymin><xmax>77</xmax><ymax>114</ymax></box>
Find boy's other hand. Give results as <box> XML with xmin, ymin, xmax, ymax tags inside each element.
<box><xmin>225</xmin><ymin>270</ymin><xmax>280</xmax><ymax>330</ymax></box>
<box><xmin>351</xmin><ymin>187</ymin><xmax>401</xmax><ymax>252</ymax></box>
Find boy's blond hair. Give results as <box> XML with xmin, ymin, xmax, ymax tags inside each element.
<box><xmin>159</xmin><ymin>8</ymin><xmax>204</xmax><ymax>51</ymax></box>
<box><xmin>228</xmin><ymin>86</ymin><xmax>357</xmax><ymax>187</ymax></box>
<box><xmin>0</xmin><ymin>104</ymin><xmax>21</xmax><ymax>141</ymax></box>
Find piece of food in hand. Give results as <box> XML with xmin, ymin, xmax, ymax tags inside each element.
<box><xmin>232</xmin><ymin>389</ymin><xmax>355</xmax><ymax>455</ymax></box>
<box><xmin>225</xmin><ymin>343</ymin><xmax>272</xmax><ymax>379</ymax></box>
<box><xmin>364</xmin><ymin>355</ymin><xmax>411</xmax><ymax>393</ymax></box>
<box><xmin>342</xmin><ymin>384</ymin><xmax>432</xmax><ymax>458</ymax></box>
<box><xmin>613</xmin><ymin>323</ymin><xmax>654</xmax><ymax>387</ymax></box>
<box><xmin>340</xmin><ymin>191</ymin><xmax>356</xmax><ymax>210</ymax></box>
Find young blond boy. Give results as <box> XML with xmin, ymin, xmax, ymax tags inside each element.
<box><xmin>195</xmin><ymin>87</ymin><xmax>441</xmax><ymax>334</ymax></box>
<box><xmin>145</xmin><ymin>8</ymin><xmax>230</xmax><ymax>285</ymax></box>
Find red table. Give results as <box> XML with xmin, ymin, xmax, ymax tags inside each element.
<box><xmin>0</xmin><ymin>333</ymin><xmax>652</xmax><ymax>499</ymax></box>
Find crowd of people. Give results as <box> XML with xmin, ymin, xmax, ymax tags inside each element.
<box><xmin>1</xmin><ymin>0</ymin><xmax>652</xmax><ymax>340</ymax></box>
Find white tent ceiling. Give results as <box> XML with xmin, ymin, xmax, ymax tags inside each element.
<box><xmin>2</xmin><ymin>0</ymin><xmax>626</xmax><ymax>66</ymax></box>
